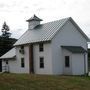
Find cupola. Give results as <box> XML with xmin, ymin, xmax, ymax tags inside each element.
<box><xmin>26</xmin><ymin>14</ymin><xmax>43</xmax><ymax>30</ymax></box>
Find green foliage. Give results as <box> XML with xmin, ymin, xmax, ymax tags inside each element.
<box><xmin>0</xmin><ymin>22</ymin><xmax>17</xmax><ymax>56</ymax></box>
<box><xmin>1</xmin><ymin>22</ymin><xmax>11</xmax><ymax>38</ymax></box>
<box><xmin>0</xmin><ymin>36</ymin><xmax>17</xmax><ymax>56</ymax></box>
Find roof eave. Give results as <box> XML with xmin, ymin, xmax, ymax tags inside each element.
<box><xmin>14</xmin><ymin>40</ymin><xmax>51</xmax><ymax>46</ymax></box>
<box><xmin>1</xmin><ymin>56</ymin><xmax>16</xmax><ymax>60</ymax></box>
<box><xmin>26</xmin><ymin>19</ymin><xmax>43</xmax><ymax>22</ymax></box>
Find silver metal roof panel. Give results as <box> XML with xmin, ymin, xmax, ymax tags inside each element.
<box><xmin>14</xmin><ymin>17</ymin><xmax>69</xmax><ymax>46</ymax></box>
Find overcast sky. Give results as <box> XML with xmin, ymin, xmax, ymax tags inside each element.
<box><xmin>0</xmin><ymin>0</ymin><xmax>90</xmax><ymax>39</ymax></box>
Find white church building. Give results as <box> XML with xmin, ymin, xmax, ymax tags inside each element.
<box><xmin>0</xmin><ymin>15</ymin><xmax>89</xmax><ymax>75</ymax></box>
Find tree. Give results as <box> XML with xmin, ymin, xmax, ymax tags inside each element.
<box><xmin>1</xmin><ymin>22</ymin><xmax>11</xmax><ymax>38</ymax></box>
<box><xmin>0</xmin><ymin>22</ymin><xmax>17</xmax><ymax>56</ymax></box>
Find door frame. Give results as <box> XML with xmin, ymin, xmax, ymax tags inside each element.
<box><xmin>62</xmin><ymin>48</ymin><xmax>72</xmax><ymax>75</ymax></box>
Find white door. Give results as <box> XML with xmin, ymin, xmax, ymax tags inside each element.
<box><xmin>63</xmin><ymin>56</ymin><xmax>72</xmax><ymax>75</ymax></box>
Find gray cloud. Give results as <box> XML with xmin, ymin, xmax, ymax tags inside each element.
<box><xmin>0</xmin><ymin>0</ymin><xmax>89</xmax><ymax>39</ymax></box>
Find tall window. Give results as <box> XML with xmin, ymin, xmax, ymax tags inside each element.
<box><xmin>65</xmin><ymin>56</ymin><xmax>70</xmax><ymax>67</ymax></box>
<box><xmin>20</xmin><ymin>46</ymin><xmax>24</xmax><ymax>54</ymax></box>
<box><xmin>21</xmin><ymin>46</ymin><xmax>24</xmax><ymax>50</ymax></box>
<box><xmin>39</xmin><ymin>43</ymin><xmax>44</xmax><ymax>52</ymax></box>
<box><xmin>21</xmin><ymin>58</ymin><xmax>25</xmax><ymax>68</ymax></box>
<box><xmin>6</xmin><ymin>61</ymin><xmax>8</xmax><ymax>64</ymax></box>
<box><xmin>40</xmin><ymin>57</ymin><xmax>44</xmax><ymax>68</ymax></box>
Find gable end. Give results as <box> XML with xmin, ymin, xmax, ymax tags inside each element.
<box><xmin>69</xmin><ymin>18</ymin><xmax>90</xmax><ymax>42</ymax></box>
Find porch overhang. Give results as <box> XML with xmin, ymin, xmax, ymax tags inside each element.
<box><xmin>0</xmin><ymin>48</ymin><xmax>16</xmax><ymax>60</ymax></box>
<box><xmin>61</xmin><ymin>46</ymin><xmax>87</xmax><ymax>53</ymax></box>
<box><xmin>0</xmin><ymin>56</ymin><xmax>16</xmax><ymax>60</ymax></box>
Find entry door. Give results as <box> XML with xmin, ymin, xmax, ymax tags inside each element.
<box><xmin>63</xmin><ymin>56</ymin><xmax>71</xmax><ymax>75</ymax></box>
<box><xmin>0</xmin><ymin>60</ymin><xmax>2</xmax><ymax>72</ymax></box>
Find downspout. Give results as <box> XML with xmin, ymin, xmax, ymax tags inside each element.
<box><xmin>84</xmin><ymin>53</ymin><xmax>86</xmax><ymax>75</ymax></box>
<box><xmin>29</xmin><ymin>44</ymin><xmax>34</xmax><ymax>74</ymax></box>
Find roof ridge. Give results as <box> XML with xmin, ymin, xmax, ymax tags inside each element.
<box><xmin>41</xmin><ymin>17</ymin><xmax>70</xmax><ymax>25</ymax></box>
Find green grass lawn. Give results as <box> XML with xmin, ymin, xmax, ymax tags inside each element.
<box><xmin>0</xmin><ymin>73</ymin><xmax>90</xmax><ymax>90</ymax></box>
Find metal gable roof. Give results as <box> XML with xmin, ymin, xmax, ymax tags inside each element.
<box><xmin>14</xmin><ymin>17</ymin><xmax>69</xmax><ymax>46</ymax></box>
<box><xmin>14</xmin><ymin>17</ymin><xmax>89</xmax><ymax>46</ymax></box>
<box><xmin>0</xmin><ymin>48</ymin><xmax>16</xmax><ymax>59</ymax></box>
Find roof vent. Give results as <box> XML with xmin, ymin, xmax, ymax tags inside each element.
<box><xmin>26</xmin><ymin>14</ymin><xmax>43</xmax><ymax>30</ymax></box>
